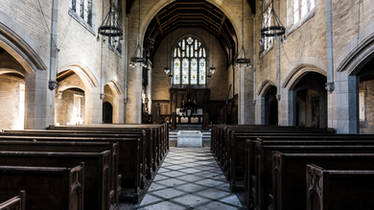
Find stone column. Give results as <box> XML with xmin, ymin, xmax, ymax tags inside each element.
<box><xmin>255</xmin><ymin>95</ymin><xmax>265</xmax><ymax>124</ymax></box>
<box><xmin>278</xmin><ymin>87</ymin><xmax>295</xmax><ymax>126</ymax></box>
<box><xmin>84</xmin><ymin>87</ymin><xmax>102</xmax><ymax>124</ymax></box>
<box><xmin>333</xmin><ymin>71</ymin><xmax>358</xmax><ymax>133</ymax></box>
<box><xmin>238</xmin><ymin>65</ymin><xmax>254</xmax><ymax>124</ymax></box>
<box><xmin>126</xmin><ymin>64</ymin><xmax>142</xmax><ymax>123</ymax></box>
<box><xmin>25</xmin><ymin>71</ymin><xmax>54</xmax><ymax>129</ymax></box>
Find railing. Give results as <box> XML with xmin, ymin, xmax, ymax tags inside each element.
<box><xmin>0</xmin><ymin>190</ymin><xmax>26</xmax><ymax>210</ymax></box>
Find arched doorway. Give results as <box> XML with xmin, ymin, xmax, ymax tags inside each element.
<box><xmin>0</xmin><ymin>72</ymin><xmax>25</xmax><ymax>129</ymax></box>
<box><xmin>55</xmin><ymin>87</ymin><xmax>85</xmax><ymax>125</ymax></box>
<box><xmin>357</xmin><ymin>58</ymin><xmax>374</xmax><ymax>133</ymax></box>
<box><xmin>102</xmin><ymin>102</ymin><xmax>113</xmax><ymax>123</ymax></box>
<box><xmin>55</xmin><ymin>70</ymin><xmax>87</xmax><ymax>125</ymax></box>
<box><xmin>0</xmin><ymin>47</ymin><xmax>27</xmax><ymax>129</ymax></box>
<box><xmin>264</xmin><ymin>86</ymin><xmax>278</xmax><ymax>125</ymax></box>
<box><xmin>292</xmin><ymin>72</ymin><xmax>327</xmax><ymax>128</ymax></box>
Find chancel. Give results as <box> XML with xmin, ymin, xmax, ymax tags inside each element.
<box><xmin>0</xmin><ymin>0</ymin><xmax>374</xmax><ymax>209</ymax></box>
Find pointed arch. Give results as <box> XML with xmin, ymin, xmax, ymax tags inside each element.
<box><xmin>257</xmin><ymin>80</ymin><xmax>276</xmax><ymax>96</ymax></box>
<box><xmin>58</xmin><ymin>64</ymin><xmax>99</xmax><ymax>89</ymax></box>
<box><xmin>0</xmin><ymin>68</ymin><xmax>25</xmax><ymax>77</ymax></box>
<box><xmin>0</xmin><ymin>11</ymin><xmax>47</xmax><ymax>73</ymax></box>
<box><xmin>282</xmin><ymin>64</ymin><xmax>327</xmax><ymax>90</ymax></box>
<box><xmin>336</xmin><ymin>33</ymin><xmax>374</xmax><ymax>76</ymax></box>
<box><xmin>139</xmin><ymin>0</ymin><xmax>242</xmax><ymax>49</ymax></box>
<box><xmin>106</xmin><ymin>80</ymin><xmax>123</xmax><ymax>96</ymax></box>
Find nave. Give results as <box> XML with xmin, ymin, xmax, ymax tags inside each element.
<box><xmin>123</xmin><ymin>148</ymin><xmax>246</xmax><ymax>210</ymax></box>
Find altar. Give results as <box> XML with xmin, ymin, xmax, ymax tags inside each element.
<box><xmin>175</xmin><ymin>108</ymin><xmax>203</xmax><ymax>124</ymax></box>
<box><xmin>177</xmin><ymin>130</ymin><xmax>203</xmax><ymax>147</ymax></box>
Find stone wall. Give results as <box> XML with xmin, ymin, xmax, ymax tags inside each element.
<box><xmin>0</xmin><ymin>0</ymin><xmax>126</xmax><ymax>127</ymax></box>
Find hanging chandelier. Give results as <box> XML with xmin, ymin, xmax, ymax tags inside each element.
<box><xmin>130</xmin><ymin>0</ymin><xmax>145</xmax><ymax>67</ymax></box>
<box><xmin>98</xmin><ymin>0</ymin><xmax>123</xmax><ymax>37</ymax></box>
<box><xmin>163</xmin><ymin>1</ymin><xmax>172</xmax><ymax>78</ymax></box>
<box><xmin>236</xmin><ymin>0</ymin><xmax>251</xmax><ymax>66</ymax></box>
<box><xmin>260</xmin><ymin>0</ymin><xmax>285</xmax><ymax>38</ymax></box>
<box><xmin>208</xmin><ymin>34</ymin><xmax>216</xmax><ymax>78</ymax></box>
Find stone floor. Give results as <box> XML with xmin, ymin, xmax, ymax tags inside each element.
<box><xmin>121</xmin><ymin>147</ymin><xmax>246</xmax><ymax>210</ymax></box>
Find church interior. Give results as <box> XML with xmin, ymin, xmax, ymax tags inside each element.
<box><xmin>0</xmin><ymin>0</ymin><xmax>373</xmax><ymax>209</ymax></box>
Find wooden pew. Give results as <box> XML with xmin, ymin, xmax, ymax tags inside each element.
<box><xmin>250</xmin><ymin>138</ymin><xmax>374</xmax><ymax>210</ymax></box>
<box><xmin>213</xmin><ymin>125</ymin><xmax>333</xmax><ymax>169</ymax></box>
<box><xmin>273</xmin><ymin>152</ymin><xmax>374</xmax><ymax>210</ymax></box>
<box><xmin>306</xmin><ymin>164</ymin><xmax>374</xmax><ymax>210</ymax></box>
<box><xmin>0</xmin><ymin>133</ymin><xmax>144</xmax><ymax>203</ymax></box>
<box><xmin>211</xmin><ymin>124</ymin><xmax>333</xmax><ymax>158</ymax></box>
<box><xmin>0</xmin><ymin>150</ymin><xmax>110</xmax><ymax>210</ymax></box>
<box><xmin>0</xmin><ymin>190</ymin><xmax>26</xmax><ymax>210</ymax></box>
<box><xmin>227</xmin><ymin>132</ymin><xmax>335</xmax><ymax>192</ymax></box>
<box><xmin>48</xmin><ymin>123</ymin><xmax>169</xmax><ymax>163</ymax></box>
<box><xmin>0</xmin><ymin>164</ymin><xmax>84</xmax><ymax>210</ymax></box>
<box><xmin>0</xmin><ymin>140</ymin><xmax>119</xmax><ymax>205</ymax></box>
<box><xmin>47</xmin><ymin>124</ymin><xmax>167</xmax><ymax>174</ymax></box>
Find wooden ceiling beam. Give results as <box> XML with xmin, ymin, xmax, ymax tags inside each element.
<box><xmin>155</xmin><ymin>15</ymin><xmax>164</xmax><ymax>36</ymax></box>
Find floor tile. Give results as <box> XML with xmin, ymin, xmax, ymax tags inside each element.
<box><xmin>138</xmin><ymin>194</ymin><xmax>162</xmax><ymax>206</ymax></box>
<box><xmin>148</xmin><ymin>183</ymin><xmax>168</xmax><ymax>192</ymax></box>
<box><xmin>124</xmin><ymin>147</ymin><xmax>247</xmax><ymax>209</ymax></box>
<box><xmin>156</xmin><ymin>178</ymin><xmax>186</xmax><ymax>187</ymax></box>
<box><xmin>175</xmin><ymin>183</ymin><xmax>206</xmax><ymax>193</ymax></box>
<box><xmin>194</xmin><ymin>201</ymin><xmax>240</xmax><ymax>210</ymax></box>
<box><xmin>196</xmin><ymin>188</ymin><xmax>231</xmax><ymax>199</ymax></box>
<box><xmin>172</xmin><ymin>194</ymin><xmax>211</xmax><ymax>207</ymax></box>
<box><xmin>149</xmin><ymin>188</ymin><xmax>185</xmax><ymax>199</ymax></box>
<box><xmin>138</xmin><ymin>201</ymin><xmax>186</xmax><ymax>210</ymax></box>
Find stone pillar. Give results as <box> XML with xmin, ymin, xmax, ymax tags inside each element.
<box><xmin>238</xmin><ymin>65</ymin><xmax>249</xmax><ymax>124</ymax></box>
<box><xmin>126</xmin><ymin>64</ymin><xmax>142</xmax><ymax>123</ymax></box>
<box><xmin>25</xmin><ymin>71</ymin><xmax>54</xmax><ymax>129</ymax></box>
<box><xmin>278</xmin><ymin>88</ymin><xmax>295</xmax><ymax>126</ymax></box>
<box><xmin>333</xmin><ymin>71</ymin><xmax>358</xmax><ymax>133</ymax></box>
<box><xmin>84</xmin><ymin>87</ymin><xmax>102</xmax><ymax>124</ymax></box>
<box><xmin>255</xmin><ymin>96</ymin><xmax>264</xmax><ymax>124</ymax></box>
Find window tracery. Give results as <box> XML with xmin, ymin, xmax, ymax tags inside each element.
<box><xmin>172</xmin><ymin>37</ymin><xmax>207</xmax><ymax>86</ymax></box>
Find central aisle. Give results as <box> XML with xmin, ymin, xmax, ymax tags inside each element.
<box><xmin>133</xmin><ymin>147</ymin><xmax>246</xmax><ymax>209</ymax></box>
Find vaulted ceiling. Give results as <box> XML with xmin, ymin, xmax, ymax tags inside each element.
<box><xmin>126</xmin><ymin>0</ymin><xmax>255</xmax><ymax>64</ymax></box>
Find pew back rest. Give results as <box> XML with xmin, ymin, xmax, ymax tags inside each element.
<box><xmin>0</xmin><ymin>190</ymin><xmax>26</xmax><ymax>210</ymax></box>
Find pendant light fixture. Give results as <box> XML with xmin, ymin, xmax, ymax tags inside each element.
<box><xmin>260</xmin><ymin>0</ymin><xmax>285</xmax><ymax>38</ymax></box>
<box><xmin>208</xmin><ymin>34</ymin><xmax>216</xmax><ymax>78</ymax></box>
<box><xmin>236</xmin><ymin>0</ymin><xmax>251</xmax><ymax>67</ymax></box>
<box><xmin>130</xmin><ymin>0</ymin><xmax>145</xmax><ymax>68</ymax></box>
<box><xmin>163</xmin><ymin>1</ymin><xmax>172</xmax><ymax>78</ymax></box>
<box><xmin>98</xmin><ymin>0</ymin><xmax>123</xmax><ymax>37</ymax></box>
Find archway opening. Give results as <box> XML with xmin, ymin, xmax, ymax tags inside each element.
<box><xmin>102</xmin><ymin>102</ymin><xmax>113</xmax><ymax>124</ymax></box>
<box><xmin>0</xmin><ymin>73</ymin><xmax>25</xmax><ymax>129</ymax></box>
<box><xmin>143</xmin><ymin>0</ymin><xmax>239</xmax><ymax>126</ymax></box>
<box><xmin>292</xmin><ymin>72</ymin><xmax>327</xmax><ymax>128</ymax></box>
<box><xmin>55</xmin><ymin>70</ymin><xmax>86</xmax><ymax>125</ymax></box>
<box><xmin>103</xmin><ymin>84</ymin><xmax>116</xmax><ymax>123</ymax></box>
<box><xmin>264</xmin><ymin>86</ymin><xmax>278</xmax><ymax>125</ymax></box>
<box><xmin>0</xmin><ymin>47</ymin><xmax>26</xmax><ymax>129</ymax></box>
<box><xmin>357</xmin><ymin>58</ymin><xmax>374</xmax><ymax>133</ymax></box>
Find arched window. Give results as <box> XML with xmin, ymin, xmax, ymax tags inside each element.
<box><xmin>172</xmin><ymin>36</ymin><xmax>207</xmax><ymax>86</ymax></box>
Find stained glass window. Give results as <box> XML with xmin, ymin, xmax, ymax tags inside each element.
<box><xmin>182</xmin><ymin>59</ymin><xmax>189</xmax><ymax>85</ymax></box>
<box><xmin>288</xmin><ymin>0</ymin><xmax>316</xmax><ymax>28</ymax></box>
<box><xmin>199</xmin><ymin>59</ymin><xmax>206</xmax><ymax>85</ymax></box>
<box><xmin>174</xmin><ymin>59</ymin><xmax>181</xmax><ymax>84</ymax></box>
<box><xmin>191</xmin><ymin>59</ymin><xmax>198</xmax><ymax>85</ymax></box>
<box><xmin>172</xmin><ymin>36</ymin><xmax>207</xmax><ymax>86</ymax></box>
